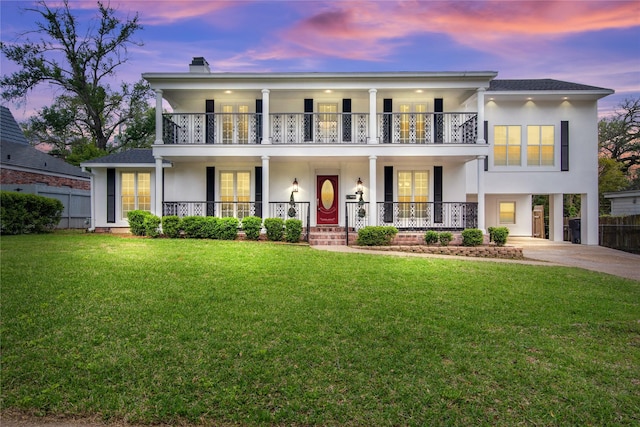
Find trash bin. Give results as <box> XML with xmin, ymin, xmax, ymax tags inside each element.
<box><xmin>568</xmin><ymin>218</ymin><xmax>581</xmax><ymax>244</ymax></box>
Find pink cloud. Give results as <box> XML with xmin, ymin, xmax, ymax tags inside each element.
<box><xmin>273</xmin><ymin>0</ymin><xmax>639</xmax><ymax>61</ymax></box>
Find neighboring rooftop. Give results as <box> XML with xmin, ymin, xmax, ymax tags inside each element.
<box><xmin>1</xmin><ymin>139</ymin><xmax>89</xmax><ymax>178</ymax></box>
<box><xmin>0</xmin><ymin>106</ymin><xmax>29</xmax><ymax>145</ymax></box>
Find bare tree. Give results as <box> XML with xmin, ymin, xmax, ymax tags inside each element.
<box><xmin>1</xmin><ymin>0</ymin><xmax>152</xmax><ymax>151</ymax></box>
<box><xmin>599</xmin><ymin>98</ymin><xmax>640</xmax><ymax>176</ymax></box>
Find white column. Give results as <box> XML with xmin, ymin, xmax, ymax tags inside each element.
<box><xmin>154</xmin><ymin>156</ymin><xmax>163</xmax><ymax>219</ymax></box>
<box><xmin>369</xmin><ymin>89</ymin><xmax>378</xmax><ymax>144</ymax></box>
<box><xmin>477</xmin><ymin>156</ymin><xmax>486</xmax><ymax>232</ymax></box>
<box><xmin>262</xmin><ymin>155</ymin><xmax>270</xmax><ymax>217</ymax></box>
<box><xmin>154</xmin><ymin>89</ymin><xmax>163</xmax><ymax>144</ymax></box>
<box><xmin>261</xmin><ymin>89</ymin><xmax>270</xmax><ymax>144</ymax></box>
<box><xmin>369</xmin><ymin>155</ymin><xmax>377</xmax><ymax>226</ymax></box>
<box><xmin>582</xmin><ymin>192</ymin><xmax>599</xmax><ymax>245</ymax></box>
<box><xmin>476</xmin><ymin>87</ymin><xmax>486</xmax><ymax>144</ymax></box>
<box><xmin>550</xmin><ymin>193</ymin><xmax>564</xmax><ymax>242</ymax></box>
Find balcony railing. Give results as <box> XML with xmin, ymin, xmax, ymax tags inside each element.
<box><xmin>161</xmin><ymin>112</ymin><xmax>478</xmax><ymax>145</ymax></box>
<box><xmin>163</xmin><ymin>113</ymin><xmax>260</xmax><ymax>145</ymax></box>
<box><xmin>270</xmin><ymin>113</ymin><xmax>369</xmax><ymax>144</ymax></box>
<box><xmin>376</xmin><ymin>202</ymin><xmax>478</xmax><ymax>230</ymax></box>
<box><xmin>378</xmin><ymin>112</ymin><xmax>477</xmax><ymax>144</ymax></box>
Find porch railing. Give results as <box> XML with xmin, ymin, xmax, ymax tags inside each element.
<box><xmin>377</xmin><ymin>112</ymin><xmax>477</xmax><ymax>144</ymax></box>
<box><xmin>345</xmin><ymin>201</ymin><xmax>371</xmax><ymax>243</ymax></box>
<box><xmin>270</xmin><ymin>113</ymin><xmax>369</xmax><ymax>144</ymax></box>
<box><xmin>162</xmin><ymin>201</ymin><xmax>311</xmax><ymax>240</ymax></box>
<box><xmin>376</xmin><ymin>202</ymin><xmax>478</xmax><ymax>230</ymax></box>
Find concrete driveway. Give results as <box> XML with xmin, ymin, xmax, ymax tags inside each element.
<box><xmin>508</xmin><ymin>237</ymin><xmax>640</xmax><ymax>282</ymax></box>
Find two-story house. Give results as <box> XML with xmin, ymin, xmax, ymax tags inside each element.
<box><xmin>82</xmin><ymin>57</ymin><xmax>613</xmax><ymax>244</ymax></box>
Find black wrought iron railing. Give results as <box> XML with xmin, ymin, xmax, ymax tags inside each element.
<box><xmin>377</xmin><ymin>112</ymin><xmax>477</xmax><ymax>144</ymax></box>
<box><xmin>270</xmin><ymin>112</ymin><xmax>369</xmax><ymax>144</ymax></box>
<box><xmin>162</xmin><ymin>201</ymin><xmax>311</xmax><ymax>240</ymax></box>
<box><xmin>345</xmin><ymin>201</ymin><xmax>370</xmax><ymax>244</ymax></box>
<box><xmin>376</xmin><ymin>202</ymin><xmax>478</xmax><ymax>230</ymax></box>
<box><xmin>162</xmin><ymin>113</ymin><xmax>260</xmax><ymax>144</ymax></box>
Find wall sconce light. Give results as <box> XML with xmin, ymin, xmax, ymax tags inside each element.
<box><xmin>292</xmin><ymin>178</ymin><xmax>299</xmax><ymax>193</ymax></box>
<box><xmin>356</xmin><ymin>177</ymin><xmax>363</xmax><ymax>195</ymax></box>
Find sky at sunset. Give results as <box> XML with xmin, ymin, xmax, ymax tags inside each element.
<box><xmin>1</xmin><ymin>0</ymin><xmax>639</xmax><ymax>122</ymax></box>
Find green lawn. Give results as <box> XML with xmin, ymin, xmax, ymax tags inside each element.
<box><xmin>1</xmin><ymin>233</ymin><xmax>638</xmax><ymax>426</ymax></box>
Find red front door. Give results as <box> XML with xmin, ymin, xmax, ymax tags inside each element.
<box><xmin>317</xmin><ymin>175</ymin><xmax>339</xmax><ymax>225</ymax></box>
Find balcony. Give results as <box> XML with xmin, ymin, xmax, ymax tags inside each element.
<box><xmin>161</xmin><ymin>112</ymin><xmax>478</xmax><ymax>145</ymax></box>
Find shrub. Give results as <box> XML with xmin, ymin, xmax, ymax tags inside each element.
<box><xmin>0</xmin><ymin>191</ymin><xmax>63</xmax><ymax>234</ymax></box>
<box><xmin>284</xmin><ymin>218</ymin><xmax>303</xmax><ymax>243</ymax></box>
<box><xmin>216</xmin><ymin>217</ymin><xmax>239</xmax><ymax>240</ymax></box>
<box><xmin>162</xmin><ymin>216</ymin><xmax>182</xmax><ymax>238</ymax></box>
<box><xmin>357</xmin><ymin>226</ymin><xmax>398</xmax><ymax>246</ymax></box>
<box><xmin>182</xmin><ymin>216</ymin><xmax>206</xmax><ymax>238</ymax></box>
<box><xmin>487</xmin><ymin>226</ymin><xmax>496</xmax><ymax>242</ymax></box>
<box><xmin>127</xmin><ymin>210</ymin><xmax>150</xmax><ymax>236</ymax></box>
<box><xmin>242</xmin><ymin>216</ymin><xmax>262</xmax><ymax>240</ymax></box>
<box><xmin>202</xmin><ymin>217</ymin><xmax>219</xmax><ymax>239</ymax></box>
<box><xmin>424</xmin><ymin>230</ymin><xmax>439</xmax><ymax>245</ymax></box>
<box><xmin>438</xmin><ymin>231</ymin><xmax>453</xmax><ymax>246</ymax></box>
<box><xmin>491</xmin><ymin>227</ymin><xmax>509</xmax><ymax>246</ymax></box>
<box><xmin>264</xmin><ymin>217</ymin><xmax>284</xmax><ymax>241</ymax></box>
<box><xmin>461</xmin><ymin>228</ymin><xmax>484</xmax><ymax>247</ymax></box>
<box><xmin>144</xmin><ymin>214</ymin><xmax>162</xmax><ymax>238</ymax></box>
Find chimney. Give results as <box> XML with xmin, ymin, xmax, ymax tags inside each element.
<box><xmin>189</xmin><ymin>57</ymin><xmax>210</xmax><ymax>73</ymax></box>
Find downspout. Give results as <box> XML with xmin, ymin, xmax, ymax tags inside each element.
<box><xmin>82</xmin><ymin>166</ymin><xmax>96</xmax><ymax>232</ymax></box>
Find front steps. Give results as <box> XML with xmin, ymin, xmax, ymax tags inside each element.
<box><xmin>308</xmin><ymin>226</ymin><xmax>357</xmax><ymax>246</ymax></box>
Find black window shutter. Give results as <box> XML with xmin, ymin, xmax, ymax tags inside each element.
<box><xmin>304</xmin><ymin>99</ymin><xmax>313</xmax><ymax>141</ymax></box>
<box><xmin>434</xmin><ymin>166</ymin><xmax>443</xmax><ymax>223</ymax></box>
<box><xmin>107</xmin><ymin>168</ymin><xmax>115</xmax><ymax>223</ymax></box>
<box><xmin>434</xmin><ymin>98</ymin><xmax>444</xmax><ymax>144</ymax></box>
<box><xmin>561</xmin><ymin>121</ymin><xmax>569</xmax><ymax>171</ymax></box>
<box><xmin>484</xmin><ymin>120</ymin><xmax>489</xmax><ymax>171</ymax></box>
<box><xmin>206</xmin><ymin>99</ymin><xmax>215</xmax><ymax>144</ymax></box>
<box><xmin>384</xmin><ymin>166</ymin><xmax>393</xmax><ymax>222</ymax></box>
<box><xmin>256</xmin><ymin>99</ymin><xmax>263</xmax><ymax>144</ymax></box>
<box><xmin>342</xmin><ymin>99</ymin><xmax>352</xmax><ymax>142</ymax></box>
<box><xmin>206</xmin><ymin>167</ymin><xmax>215</xmax><ymax>216</ymax></box>
<box><xmin>383</xmin><ymin>99</ymin><xmax>392</xmax><ymax>143</ymax></box>
<box><xmin>255</xmin><ymin>166</ymin><xmax>263</xmax><ymax>218</ymax></box>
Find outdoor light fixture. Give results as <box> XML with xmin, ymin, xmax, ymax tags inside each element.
<box><xmin>292</xmin><ymin>178</ymin><xmax>299</xmax><ymax>193</ymax></box>
<box><xmin>356</xmin><ymin>177</ymin><xmax>363</xmax><ymax>195</ymax></box>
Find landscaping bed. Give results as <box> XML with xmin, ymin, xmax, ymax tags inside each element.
<box><xmin>353</xmin><ymin>244</ymin><xmax>524</xmax><ymax>259</ymax></box>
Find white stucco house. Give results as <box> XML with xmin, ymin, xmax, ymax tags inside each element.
<box><xmin>81</xmin><ymin>57</ymin><xmax>613</xmax><ymax>245</ymax></box>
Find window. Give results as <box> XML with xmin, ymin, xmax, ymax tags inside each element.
<box><xmin>399</xmin><ymin>104</ymin><xmax>427</xmax><ymax>143</ymax></box>
<box><xmin>398</xmin><ymin>171</ymin><xmax>429</xmax><ymax>218</ymax></box>
<box><xmin>121</xmin><ymin>172</ymin><xmax>150</xmax><ymax>218</ymax></box>
<box><xmin>527</xmin><ymin>125</ymin><xmax>554</xmax><ymax>166</ymax></box>
<box><xmin>221</xmin><ymin>105</ymin><xmax>250</xmax><ymax>144</ymax></box>
<box><xmin>318</xmin><ymin>103</ymin><xmax>338</xmax><ymax>143</ymax></box>
<box><xmin>494</xmin><ymin>126</ymin><xmax>521</xmax><ymax>166</ymax></box>
<box><xmin>220</xmin><ymin>171</ymin><xmax>251</xmax><ymax>219</ymax></box>
<box><xmin>499</xmin><ymin>201</ymin><xmax>516</xmax><ymax>224</ymax></box>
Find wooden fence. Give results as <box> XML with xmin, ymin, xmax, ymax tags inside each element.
<box><xmin>599</xmin><ymin>215</ymin><xmax>640</xmax><ymax>254</ymax></box>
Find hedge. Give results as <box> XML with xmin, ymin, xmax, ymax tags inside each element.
<box><xmin>356</xmin><ymin>226</ymin><xmax>398</xmax><ymax>246</ymax></box>
<box><xmin>1</xmin><ymin>191</ymin><xmax>63</xmax><ymax>234</ymax></box>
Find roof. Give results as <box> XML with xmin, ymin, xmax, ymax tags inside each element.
<box><xmin>603</xmin><ymin>190</ymin><xmax>640</xmax><ymax>199</ymax></box>
<box><xmin>489</xmin><ymin>79</ymin><xmax>612</xmax><ymax>92</ymax></box>
<box><xmin>1</xmin><ymin>139</ymin><xmax>90</xmax><ymax>179</ymax></box>
<box><xmin>81</xmin><ymin>148</ymin><xmax>170</xmax><ymax>167</ymax></box>
<box><xmin>0</xmin><ymin>106</ymin><xmax>29</xmax><ymax>145</ymax></box>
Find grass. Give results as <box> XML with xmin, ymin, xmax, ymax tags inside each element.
<box><xmin>1</xmin><ymin>233</ymin><xmax>639</xmax><ymax>426</ymax></box>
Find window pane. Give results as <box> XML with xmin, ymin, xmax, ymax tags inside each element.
<box><xmin>221</xmin><ymin>172</ymin><xmax>234</xmax><ymax>217</ymax></box>
<box><xmin>237</xmin><ymin>105</ymin><xmax>249</xmax><ymax>144</ymax></box>
<box><xmin>527</xmin><ymin>145</ymin><xmax>540</xmax><ymax>166</ymax></box>
<box><xmin>499</xmin><ymin>202</ymin><xmax>516</xmax><ymax>224</ymax></box>
<box><xmin>222</xmin><ymin>105</ymin><xmax>233</xmax><ymax>144</ymax></box>
<box><xmin>508</xmin><ymin>146</ymin><xmax>521</xmax><ymax>165</ymax></box>
<box><xmin>494</xmin><ymin>146</ymin><xmax>507</xmax><ymax>166</ymax></box>
<box><xmin>122</xmin><ymin>173</ymin><xmax>135</xmax><ymax>196</ymax></box>
<box><xmin>494</xmin><ymin>126</ymin><xmax>507</xmax><ymax>145</ymax></box>
<box><xmin>541</xmin><ymin>145</ymin><xmax>554</xmax><ymax>166</ymax></box>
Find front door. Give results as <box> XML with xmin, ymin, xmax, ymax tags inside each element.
<box><xmin>317</xmin><ymin>175</ymin><xmax>339</xmax><ymax>225</ymax></box>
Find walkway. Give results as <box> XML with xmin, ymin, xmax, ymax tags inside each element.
<box><xmin>315</xmin><ymin>237</ymin><xmax>640</xmax><ymax>282</ymax></box>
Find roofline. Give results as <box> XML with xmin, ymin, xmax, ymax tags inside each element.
<box><xmin>80</xmin><ymin>162</ymin><xmax>173</xmax><ymax>169</ymax></box>
<box><xmin>1</xmin><ymin>163</ymin><xmax>91</xmax><ymax>180</ymax></box>
<box><xmin>603</xmin><ymin>190</ymin><xmax>640</xmax><ymax>199</ymax></box>
<box><xmin>143</xmin><ymin>71</ymin><xmax>499</xmax><ymax>80</ymax></box>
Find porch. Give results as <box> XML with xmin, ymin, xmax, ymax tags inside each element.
<box><xmin>161</xmin><ymin>200</ymin><xmax>478</xmax><ymax>244</ymax></box>
<box><xmin>161</xmin><ymin>112</ymin><xmax>478</xmax><ymax>145</ymax></box>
